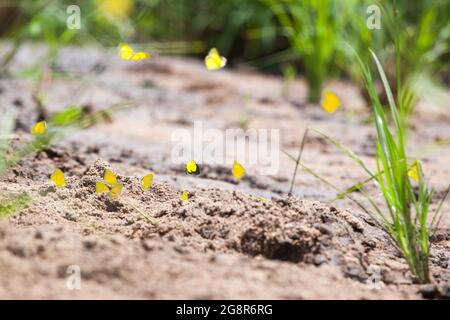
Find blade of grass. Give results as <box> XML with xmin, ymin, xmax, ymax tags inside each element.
<box><xmin>430</xmin><ymin>185</ymin><xmax>450</xmax><ymax>234</ymax></box>
<box><xmin>131</xmin><ymin>204</ymin><xmax>160</xmax><ymax>226</ymax></box>
<box><xmin>283</xmin><ymin>148</ymin><xmax>391</xmax><ymax>232</ymax></box>
<box><xmin>288</xmin><ymin>128</ymin><xmax>309</xmax><ymax>195</ymax></box>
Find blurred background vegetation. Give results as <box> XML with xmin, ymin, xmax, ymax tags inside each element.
<box><xmin>0</xmin><ymin>0</ymin><xmax>449</xmax><ymax>103</ymax></box>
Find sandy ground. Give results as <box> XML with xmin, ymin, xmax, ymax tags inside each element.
<box><xmin>0</xmin><ymin>45</ymin><xmax>449</xmax><ymax>299</ymax></box>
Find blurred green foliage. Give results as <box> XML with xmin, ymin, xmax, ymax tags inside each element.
<box><xmin>264</xmin><ymin>0</ymin><xmax>357</xmax><ymax>102</ymax></box>
<box><xmin>0</xmin><ymin>0</ymin><xmax>449</xmax><ymax>103</ymax></box>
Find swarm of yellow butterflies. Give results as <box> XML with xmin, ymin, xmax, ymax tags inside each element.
<box><xmin>50</xmin><ymin>168</ymin><xmax>154</xmax><ymax>198</ymax></box>
<box><xmin>321</xmin><ymin>90</ymin><xmax>341</xmax><ymax>114</ymax></box>
<box><xmin>46</xmin><ymin>42</ymin><xmax>241</xmax><ymax>205</ymax></box>
<box><xmin>119</xmin><ymin>43</ymin><xmax>151</xmax><ymax>61</ymax></box>
<box><xmin>49</xmin><ymin>159</ymin><xmax>247</xmax><ymax>204</ymax></box>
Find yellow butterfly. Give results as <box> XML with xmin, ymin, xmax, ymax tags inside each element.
<box><xmin>31</xmin><ymin>121</ymin><xmax>47</xmax><ymax>135</ymax></box>
<box><xmin>185</xmin><ymin>160</ymin><xmax>200</xmax><ymax>175</ymax></box>
<box><xmin>96</xmin><ymin>181</ymin><xmax>123</xmax><ymax>199</ymax></box>
<box><xmin>104</xmin><ymin>169</ymin><xmax>117</xmax><ymax>185</ymax></box>
<box><xmin>181</xmin><ymin>191</ymin><xmax>189</xmax><ymax>202</ymax></box>
<box><xmin>109</xmin><ymin>183</ymin><xmax>123</xmax><ymax>199</ymax></box>
<box><xmin>119</xmin><ymin>43</ymin><xmax>150</xmax><ymax>61</ymax></box>
<box><xmin>96</xmin><ymin>169</ymin><xmax>123</xmax><ymax>199</ymax></box>
<box><xmin>96</xmin><ymin>181</ymin><xmax>110</xmax><ymax>194</ymax></box>
<box><xmin>232</xmin><ymin>160</ymin><xmax>245</xmax><ymax>180</ymax></box>
<box><xmin>204</xmin><ymin>48</ymin><xmax>227</xmax><ymax>71</ymax></box>
<box><xmin>321</xmin><ymin>91</ymin><xmax>341</xmax><ymax>114</ymax></box>
<box><xmin>50</xmin><ymin>169</ymin><xmax>66</xmax><ymax>187</ymax></box>
<box><xmin>408</xmin><ymin>162</ymin><xmax>420</xmax><ymax>182</ymax></box>
<box><xmin>141</xmin><ymin>172</ymin><xmax>154</xmax><ymax>190</ymax></box>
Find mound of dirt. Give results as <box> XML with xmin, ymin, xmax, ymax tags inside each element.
<box><xmin>0</xmin><ymin>220</ymin><xmax>411</xmax><ymax>299</ymax></box>
<box><xmin>3</xmin><ymin>157</ymin><xmax>447</xmax><ymax>299</ymax></box>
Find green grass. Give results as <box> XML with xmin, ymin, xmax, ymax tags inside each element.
<box><xmin>285</xmin><ymin>48</ymin><xmax>448</xmax><ymax>283</ymax></box>
<box><xmin>3</xmin><ymin>0</ymin><xmax>450</xmax><ymax>92</ymax></box>
<box><xmin>360</xmin><ymin>49</ymin><xmax>434</xmax><ymax>283</ymax></box>
<box><xmin>263</xmin><ymin>0</ymin><xmax>346</xmax><ymax>103</ymax></box>
<box><xmin>372</xmin><ymin>0</ymin><xmax>450</xmax><ymax>122</ymax></box>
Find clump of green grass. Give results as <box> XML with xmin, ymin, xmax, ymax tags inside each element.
<box><xmin>364</xmin><ymin>0</ymin><xmax>450</xmax><ymax>125</ymax></box>
<box><xmin>263</xmin><ymin>0</ymin><xmax>345</xmax><ymax>103</ymax></box>
<box><xmin>360</xmin><ymin>49</ymin><xmax>435</xmax><ymax>283</ymax></box>
<box><xmin>285</xmin><ymin>47</ymin><xmax>448</xmax><ymax>283</ymax></box>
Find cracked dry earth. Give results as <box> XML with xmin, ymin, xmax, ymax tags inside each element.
<box><xmin>0</xmin><ymin>44</ymin><xmax>450</xmax><ymax>299</ymax></box>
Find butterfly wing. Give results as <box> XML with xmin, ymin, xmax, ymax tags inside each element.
<box><xmin>321</xmin><ymin>91</ymin><xmax>341</xmax><ymax>114</ymax></box>
<box><xmin>119</xmin><ymin>43</ymin><xmax>134</xmax><ymax>60</ymax></box>
<box><xmin>131</xmin><ymin>52</ymin><xmax>150</xmax><ymax>60</ymax></box>
<box><xmin>205</xmin><ymin>48</ymin><xmax>227</xmax><ymax>70</ymax></box>
<box><xmin>96</xmin><ymin>181</ymin><xmax>110</xmax><ymax>194</ymax></box>
<box><xmin>181</xmin><ymin>191</ymin><xmax>189</xmax><ymax>202</ymax></box>
<box><xmin>31</xmin><ymin>121</ymin><xmax>47</xmax><ymax>135</ymax></box>
<box><xmin>141</xmin><ymin>173</ymin><xmax>154</xmax><ymax>190</ymax></box>
<box><xmin>408</xmin><ymin>163</ymin><xmax>420</xmax><ymax>182</ymax></box>
<box><xmin>109</xmin><ymin>183</ymin><xmax>123</xmax><ymax>200</ymax></box>
<box><xmin>50</xmin><ymin>169</ymin><xmax>66</xmax><ymax>187</ymax></box>
<box><xmin>232</xmin><ymin>160</ymin><xmax>245</xmax><ymax>180</ymax></box>
<box><xmin>104</xmin><ymin>169</ymin><xmax>118</xmax><ymax>185</ymax></box>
